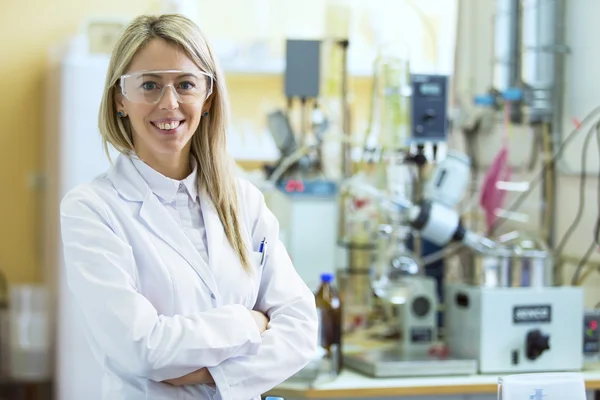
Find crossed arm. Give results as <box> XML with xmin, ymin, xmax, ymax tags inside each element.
<box><xmin>163</xmin><ymin>311</ymin><xmax>270</xmax><ymax>386</ymax></box>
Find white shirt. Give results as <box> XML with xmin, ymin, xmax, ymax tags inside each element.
<box><xmin>131</xmin><ymin>156</ymin><xmax>209</xmax><ymax>264</ymax></box>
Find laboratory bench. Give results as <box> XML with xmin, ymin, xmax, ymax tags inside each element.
<box><xmin>267</xmin><ymin>366</ymin><xmax>600</xmax><ymax>400</ymax></box>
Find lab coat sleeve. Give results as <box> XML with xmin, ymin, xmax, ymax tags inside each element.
<box><xmin>60</xmin><ymin>187</ymin><xmax>263</xmax><ymax>382</ymax></box>
<box><xmin>208</xmin><ymin>184</ymin><xmax>319</xmax><ymax>400</ymax></box>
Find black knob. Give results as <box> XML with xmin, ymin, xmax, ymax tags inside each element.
<box><xmin>422</xmin><ymin>109</ymin><xmax>436</xmax><ymax>123</ymax></box>
<box><xmin>525</xmin><ymin>329</ymin><xmax>550</xmax><ymax>360</ymax></box>
<box><xmin>411</xmin><ymin>296</ymin><xmax>431</xmax><ymax>318</ymax></box>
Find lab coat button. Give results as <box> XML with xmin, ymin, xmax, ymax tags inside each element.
<box><xmin>211</xmin><ymin>293</ymin><xmax>216</xmax><ymax>299</ymax></box>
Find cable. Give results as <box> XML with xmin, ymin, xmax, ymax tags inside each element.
<box><xmin>572</xmin><ymin>123</ymin><xmax>600</xmax><ymax>285</ymax></box>
<box><xmin>593</xmin><ymin>128</ymin><xmax>600</xmax><ymax>252</ymax></box>
<box><xmin>573</xmin><ymin>241</ymin><xmax>597</xmax><ymax>285</ymax></box>
<box><xmin>541</xmin><ymin>123</ymin><xmax>554</xmax><ymax>243</ymax></box>
<box><xmin>553</xmin><ymin>122</ymin><xmax>597</xmax><ymax>262</ymax></box>
<box><xmin>489</xmin><ymin>105</ymin><xmax>600</xmax><ymax>236</ymax></box>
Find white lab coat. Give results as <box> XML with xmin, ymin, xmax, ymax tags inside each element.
<box><xmin>60</xmin><ymin>154</ymin><xmax>319</xmax><ymax>400</ymax></box>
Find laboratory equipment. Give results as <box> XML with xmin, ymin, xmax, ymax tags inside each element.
<box><xmin>341</xmin><ymin>155</ymin><xmax>493</xmax><ymax>253</ymax></box>
<box><xmin>364</xmin><ymin>274</ymin><xmax>441</xmax><ymax>355</ymax></box>
<box><xmin>366</xmin><ymin>44</ymin><xmax>411</xmax><ymax>150</ymax></box>
<box><xmin>266</xmin><ymin>186</ymin><xmax>338</xmax><ymax>291</ymax></box>
<box><xmin>343</xmin><ymin>347</ymin><xmax>477</xmax><ymax>378</ymax></box>
<box><xmin>445</xmin><ymin>228</ymin><xmax>584</xmax><ymax>374</ymax></box>
<box><xmin>266</xmin><ymin>37</ymin><xmax>345</xmax><ymax>291</ymax></box>
<box><xmin>466</xmin><ymin>233</ymin><xmax>552</xmax><ymax>288</ymax></box>
<box><xmin>336</xmin><ymin>45</ymin><xmax>413</xmax><ymax>282</ymax></box>
<box><xmin>445</xmin><ymin>283</ymin><xmax>583</xmax><ymax>374</ymax></box>
<box><xmin>343</xmin><ymin>151</ymin><xmax>480</xmax><ymax>377</ymax></box>
<box><xmin>498</xmin><ymin>372</ymin><xmax>586</xmax><ymax>400</ymax></box>
<box><xmin>284</xmin><ymin>39</ymin><xmax>321</xmax><ymax>99</ymax></box>
<box><xmin>410</xmin><ymin>74</ymin><xmax>449</xmax><ymax>143</ymax></box>
<box><xmin>583</xmin><ymin>309</ymin><xmax>600</xmax><ymax>361</ymax></box>
<box><xmin>423</xmin><ymin>150</ymin><xmax>470</xmax><ymax>208</ymax></box>
<box><xmin>345</xmin><ymin>267</ymin><xmax>476</xmax><ymax>378</ymax></box>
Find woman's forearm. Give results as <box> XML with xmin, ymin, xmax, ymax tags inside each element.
<box><xmin>163</xmin><ymin>368</ymin><xmax>215</xmax><ymax>386</ymax></box>
<box><xmin>163</xmin><ymin>311</ymin><xmax>269</xmax><ymax>387</ymax></box>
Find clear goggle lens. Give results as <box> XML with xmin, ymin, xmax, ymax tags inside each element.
<box><xmin>120</xmin><ymin>70</ymin><xmax>213</xmax><ymax>105</ymax></box>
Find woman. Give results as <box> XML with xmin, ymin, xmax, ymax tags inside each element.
<box><xmin>60</xmin><ymin>13</ymin><xmax>318</xmax><ymax>400</ymax></box>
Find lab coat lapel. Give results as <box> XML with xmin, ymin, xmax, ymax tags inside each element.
<box><xmin>139</xmin><ymin>193</ymin><xmax>218</xmax><ymax>295</ymax></box>
<box><xmin>108</xmin><ymin>155</ymin><xmax>218</xmax><ymax>296</ymax></box>
<box><xmin>199</xmin><ymin>189</ymin><xmax>226</xmax><ymax>275</ymax></box>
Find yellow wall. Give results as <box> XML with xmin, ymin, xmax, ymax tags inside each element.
<box><xmin>1</xmin><ymin>1</ymin><xmax>156</xmax><ymax>282</ymax></box>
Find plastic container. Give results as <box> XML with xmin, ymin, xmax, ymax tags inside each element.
<box><xmin>8</xmin><ymin>284</ymin><xmax>51</xmax><ymax>381</ymax></box>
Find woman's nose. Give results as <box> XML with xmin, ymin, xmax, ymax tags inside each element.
<box><xmin>158</xmin><ymin>85</ymin><xmax>180</xmax><ymax>110</ymax></box>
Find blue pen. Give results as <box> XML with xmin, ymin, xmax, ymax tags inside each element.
<box><xmin>259</xmin><ymin>237</ymin><xmax>267</xmax><ymax>266</ymax></box>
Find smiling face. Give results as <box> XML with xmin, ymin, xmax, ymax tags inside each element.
<box><xmin>116</xmin><ymin>38</ymin><xmax>212</xmax><ymax>170</ymax></box>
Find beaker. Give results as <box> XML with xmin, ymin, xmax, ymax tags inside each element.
<box><xmin>368</xmin><ymin>43</ymin><xmax>411</xmax><ymax>151</ymax></box>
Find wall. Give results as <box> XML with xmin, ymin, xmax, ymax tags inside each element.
<box><xmin>0</xmin><ymin>0</ymin><xmax>157</xmax><ymax>283</ymax></box>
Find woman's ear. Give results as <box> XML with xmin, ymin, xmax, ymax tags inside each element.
<box><xmin>114</xmin><ymin>86</ymin><xmax>126</xmax><ymax>114</ymax></box>
<box><xmin>202</xmin><ymin>92</ymin><xmax>215</xmax><ymax>115</ymax></box>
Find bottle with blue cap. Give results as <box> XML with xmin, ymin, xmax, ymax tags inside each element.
<box><xmin>315</xmin><ymin>272</ymin><xmax>343</xmax><ymax>376</ymax></box>
<box><xmin>265</xmin><ymin>397</ymin><xmax>285</xmax><ymax>400</ymax></box>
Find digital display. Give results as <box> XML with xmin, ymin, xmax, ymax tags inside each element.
<box><xmin>419</xmin><ymin>83</ymin><xmax>442</xmax><ymax>96</ymax></box>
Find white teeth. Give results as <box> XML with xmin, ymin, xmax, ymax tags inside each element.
<box><xmin>155</xmin><ymin>121</ymin><xmax>181</xmax><ymax>130</ymax></box>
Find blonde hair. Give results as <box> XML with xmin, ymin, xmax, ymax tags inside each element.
<box><xmin>98</xmin><ymin>14</ymin><xmax>251</xmax><ymax>272</ymax></box>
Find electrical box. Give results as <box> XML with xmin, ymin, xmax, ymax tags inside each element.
<box><xmin>284</xmin><ymin>39</ymin><xmax>321</xmax><ymax>99</ymax></box>
<box><xmin>584</xmin><ymin>310</ymin><xmax>600</xmax><ymax>360</ymax></box>
<box><xmin>410</xmin><ymin>74</ymin><xmax>449</xmax><ymax>143</ymax></box>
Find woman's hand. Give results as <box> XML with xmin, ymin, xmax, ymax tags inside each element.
<box><xmin>163</xmin><ymin>368</ymin><xmax>214</xmax><ymax>386</ymax></box>
<box><xmin>250</xmin><ymin>310</ymin><xmax>269</xmax><ymax>334</ymax></box>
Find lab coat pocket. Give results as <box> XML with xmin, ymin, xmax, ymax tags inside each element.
<box><xmin>252</xmin><ymin>251</ymin><xmax>264</xmax><ymax>270</ymax></box>
<box><xmin>247</xmin><ymin>251</ymin><xmax>264</xmax><ymax>307</ymax></box>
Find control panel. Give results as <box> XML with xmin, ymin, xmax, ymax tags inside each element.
<box><xmin>584</xmin><ymin>310</ymin><xmax>600</xmax><ymax>359</ymax></box>
<box><xmin>410</xmin><ymin>74</ymin><xmax>449</xmax><ymax>143</ymax></box>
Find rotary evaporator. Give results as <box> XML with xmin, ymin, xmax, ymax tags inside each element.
<box><xmin>338</xmin><ymin>45</ymin><xmax>584</xmax><ymax>377</ymax></box>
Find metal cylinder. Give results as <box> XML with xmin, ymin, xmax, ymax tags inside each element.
<box><xmin>472</xmin><ymin>247</ymin><xmax>551</xmax><ymax>288</ymax></box>
<box><xmin>521</xmin><ymin>0</ymin><xmax>558</xmax><ymax>122</ymax></box>
<box><xmin>493</xmin><ymin>0</ymin><xmax>522</xmax><ymax>93</ymax></box>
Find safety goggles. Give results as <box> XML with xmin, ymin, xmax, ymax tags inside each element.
<box><xmin>119</xmin><ymin>69</ymin><xmax>214</xmax><ymax>105</ymax></box>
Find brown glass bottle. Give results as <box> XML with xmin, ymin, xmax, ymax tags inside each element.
<box><xmin>315</xmin><ymin>273</ymin><xmax>343</xmax><ymax>375</ymax></box>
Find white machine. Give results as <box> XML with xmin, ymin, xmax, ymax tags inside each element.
<box><xmin>391</xmin><ymin>276</ymin><xmax>439</xmax><ymax>354</ymax></box>
<box><xmin>445</xmin><ymin>284</ymin><xmax>584</xmax><ymax>374</ymax></box>
<box><xmin>266</xmin><ymin>185</ymin><xmax>338</xmax><ymax>292</ymax></box>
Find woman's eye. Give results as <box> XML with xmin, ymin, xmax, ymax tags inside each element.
<box><xmin>141</xmin><ymin>81</ymin><xmax>158</xmax><ymax>90</ymax></box>
<box><xmin>178</xmin><ymin>81</ymin><xmax>195</xmax><ymax>90</ymax></box>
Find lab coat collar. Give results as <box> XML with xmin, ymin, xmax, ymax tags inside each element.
<box><xmin>130</xmin><ymin>156</ymin><xmax>199</xmax><ymax>204</ymax></box>
<box><xmin>107</xmin><ymin>154</ymin><xmax>219</xmax><ymax>296</ymax></box>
